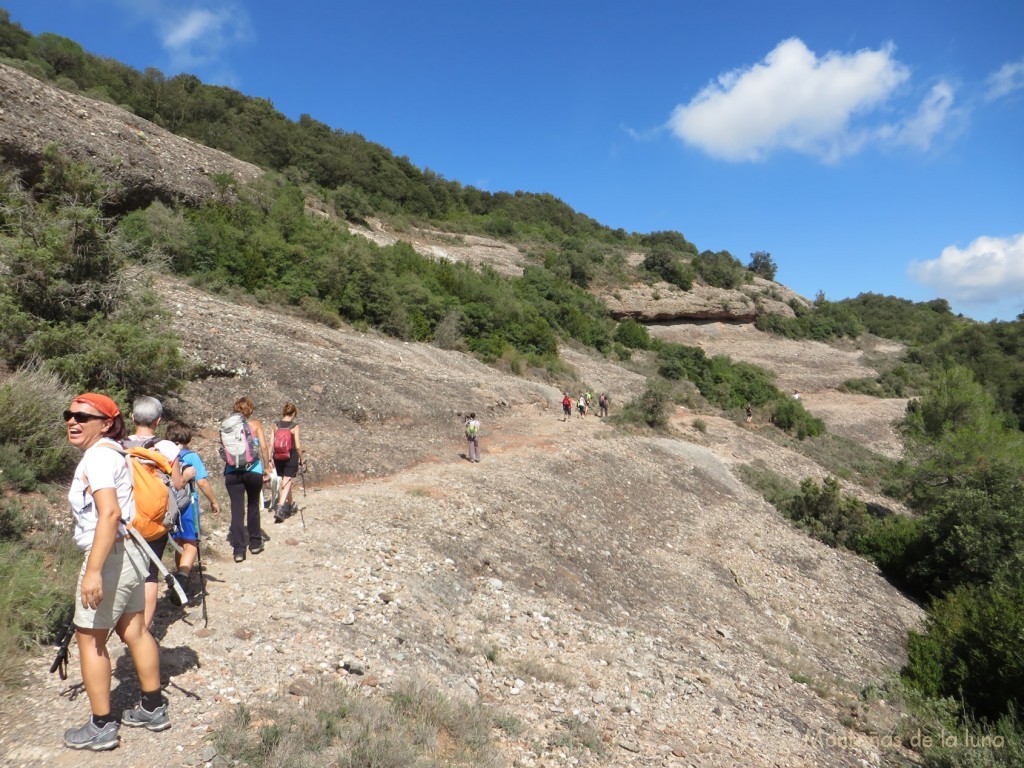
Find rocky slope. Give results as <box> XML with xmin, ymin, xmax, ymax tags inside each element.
<box><xmin>0</xmin><ymin>277</ymin><xmax>922</xmax><ymax>768</ymax></box>
<box><xmin>0</xmin><ymin>63</ymin><xmax>262</xmax><ymax>209</ymax></box>
<box><xmin>0</xmin><ymin>62</ymin><xmax>798</xmax><ymax>323</ymax></box>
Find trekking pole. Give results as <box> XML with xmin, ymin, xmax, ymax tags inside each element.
<box><xmin>194</xmin><ymin>506</ymin><xmax>208</xmax><ymax>627</ymax></box>
<box><xmin>298</xmin><ymin>461</ymin><xmax>307</xmax><ymax>528</ymax></box>
<box><xmin>48</xmin><ymin>606</ymin><xmax>76</xmax><ymax>680</ymax></box>
<box><xmin>127</xmin><ymin>527</ymin><xmax>189</xmax><ymax>605</ymax></box>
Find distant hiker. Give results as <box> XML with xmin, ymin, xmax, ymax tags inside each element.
<box><xmin>745</xmin><ymin>403</ymin><xmax>753</xmax><ymax>423</ymax></box>
<box><xmin>465</xmin><ymin>412</ymin><xmax>481</xmax><ymax>462</ymax></box>
<box><xmin>599</xmin><ymin>392</ymin><xmax>609</xmax><ymax>418</ymax></box>
<box><xmin>164</xmin><ymin>421</ymin><xmax>221</xmax><ymax>603</ymax></box>
<box><xmin>577</xmin><ymin>395</ymin><xmax>586</xmax><ymax>418</ymax></box>
<box><xmin>562</xmin><ymin>392</ymin><xmax>573</xmax><ymax>421</ymax></box>
<box><xmin>793</xmin><ymin>390</ymin><xmax>801</xmax><ymax>401</ymax></box>
<box><xmin>585</xmin><ymin>391</ymin><xmax>593</xmax><ymax>414</ymax></box>
<box><xmin>222</xmin><ymin>397</ymin><xmax>270</xmax><ymax>562</ymax></box>
<box><xmin>271</xmin><ymin>402</ymin><xmax>304</xmax><ymax>522</ymax></box>
<box><xmin>125</xmin><ymin>396</ymin><xmax>195</xmax><ymax>629</ymax></box>
<box><xmin>62</xmin><ymin>393</ymin><xmax>169</xmax><ymax>751</ymax></box>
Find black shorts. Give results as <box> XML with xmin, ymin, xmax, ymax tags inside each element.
<box><xmin>144</xmin><ymin>533</ymin><xmax>169</xmax><ymax>583</ymax></box>
<box><xmin>275</xmin><ymin>454</ymin><xmax>299</xmax><ymax>478</ymax></box>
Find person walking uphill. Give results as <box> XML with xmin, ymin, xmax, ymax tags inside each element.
<box><xmin>222</xmin><ymin>397</ymin><xmax>271</xmax><ymax>563</ymax></box>
<box><xmin>465</xmin><ymin>412</ymin><xmax>481</xmax><ymax>463</ymax></box>
<box><xmin>271</xmin><ymin>402</ymin><xmax>304</xmax><ymax>522</ymax></box>
<box><xmin>165</xmin><ymin>421</ymin><xmax>221</xmax><ymax>602</ymax></box>
<box><xmin>125</xmin><ymin>396</ymin><xmax>195</xmax><ymax>630</ymax></box>
<box><xmin>61</xmin><ymin>393</ymin><xmax>169</xmax><ymax>751</ymax></box>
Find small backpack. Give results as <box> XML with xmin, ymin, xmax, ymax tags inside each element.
<box><xmin>465</xmin><ymin>420</ymin><xmax>479</xmax><ymax>439</ymax></box>
<box><xmin>123</xmin><ymin>437</ymin><xmax>191</xmax><ymax>514</ymax></box>
<box><xmin>106</xmin><ymin>442</ymin><xmax>181</xmax><ymax>541</ymax></box>
<box><xmin>272</xmin><ymin>424</ymin><xmax>294</xmax><ymax>461</ymax></box>
<box><xmin>220</xmin><ymin>413</ymin><xmax>259</xmax><ymax>470</ymax></box>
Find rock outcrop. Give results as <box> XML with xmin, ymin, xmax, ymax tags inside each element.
<box><xmin>0</xmin><ymin>63</ymin><xmax>262</xmax><ymax>209</ymax></box>
<box><xmin>600</xmin><ymin>276</ymin><xmax>807</xmax><ymax>323</ymax></box>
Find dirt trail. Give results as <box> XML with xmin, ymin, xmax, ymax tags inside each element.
<box><xmin>0</xmin><ymin>279</ymin><xmax>921</xmax><ymax>768</ymax></box>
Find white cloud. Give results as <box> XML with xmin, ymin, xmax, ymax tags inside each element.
<box><xmin>666</xmin><ymin>38</ymin><xmax>961</xmax><ymax>163</ymax></box>
<box><xmin>908</xmin><ymin>234</ymin><xmax>1024</xmax><ymax>304</ymax></box>
<box><xmin>882</xmin><ymin>80</ymin><xmax>960</xmax><ymax>151</ymax></box>
<box><xmin>106</xmin><ymin>0</ymin><xmax>252</xmax><ymax>75</ymax></box>
<box><xmin>158</xmin><ymin>4</ymin><xmax>253</xmax><ymax>71</ymax></box>
<box><xmin>985</xmin><ymin>58</ymin><xmax>1024</xmax><ymax>101</ymax></box>
<box><xmin>163</xmin><ymin>9</ymin><xmax>222</xmax><ymax>50</ymax></box>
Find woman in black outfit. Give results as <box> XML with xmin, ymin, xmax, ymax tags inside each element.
<box><xmin>271</xmin><ymin>402</ymin><xmax>304</xmax><ymax>521</ymax></box>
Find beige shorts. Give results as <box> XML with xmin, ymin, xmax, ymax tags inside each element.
<box><xmin>73</xmin><ymin>539</ymin><xmax>149</xmax><ymax>630</ymax></box>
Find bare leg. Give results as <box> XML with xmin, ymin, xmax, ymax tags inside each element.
<box><xmin>76</xmin><ymin>628</ymin><xmax>113</xmax><ymax>716</ymax></box>
<box><xmin>115</xmin><ymin>610</ymin><xmax>160</xmax><ymax>693</ymax></box>
<box><xmin>175</xmin><ymin>542</ymin><xmax>198</xmax><ymax>574</ymax></box>
<box><xmin>143</xmin><ymin>582</ymin><xmax>158</xmax><ymax>630</ymax></box>
<box><xmin>279</xmin><ymin>476</ymin><xmax>294</xmax><ymax>508</ymax></box>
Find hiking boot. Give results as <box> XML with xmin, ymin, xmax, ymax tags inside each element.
<box><xmin>64</xmin><ymin>718</ymin><xmax>120</xmax><ymax>751</ymax></box>
<box><xmin>234</xmin><ymin>552</ymin><xmax>245</xmax><ymax>563</ymax></box>
<box><xmin>249</xmin><ymin>543</ymin><xmax>265</xmax><ymax>555</ymax></box>
<box><xmin>122</xmin><ymin>702</ymin><xmax>170</xmax><ymax>732</ymax></box>
<box><xmin>273</xmin><ymin>505</ymin><xmax>285</xmax><ymax>523</ymax></box>
<box><xmin>166</xmin><ymin>571</ymin><xmax>191</xmax><ymax>606</ymax></box>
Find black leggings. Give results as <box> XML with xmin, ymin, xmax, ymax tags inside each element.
<box><xmin>225</xmin><ymin>470</ymin><xmax>263</xmax><ymax>555</ymax></box>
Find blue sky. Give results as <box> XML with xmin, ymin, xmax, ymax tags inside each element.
<box><xmin>4</xmin><ymin>1</ymin><xmax>1023</xmax><ymax>319</ymax></box>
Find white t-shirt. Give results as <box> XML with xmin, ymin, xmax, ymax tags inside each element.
<box><xmin>126</xmin><ymin>435</ymin><xmax>180</xmax><ymax>465</ymax></box>
<box><xmin>68</xmin><ymin>438</ymin><xmax>133</xmax><ymax>550</ymax></box>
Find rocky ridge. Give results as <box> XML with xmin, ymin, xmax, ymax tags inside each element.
<box><xmin>0</xmin><ymin>61</ymin><xmax>801</xmax><ymax>325</ymax></box>
<box><xmin>0</xmin><ymin>63</ymin><xmax>262</xmax><ymax>209</ymax></box>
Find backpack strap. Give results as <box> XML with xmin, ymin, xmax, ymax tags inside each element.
<box><xmin>93</xmin><ymin>439</ymin><xmax>133</xmax><ymax>526</ymax></box>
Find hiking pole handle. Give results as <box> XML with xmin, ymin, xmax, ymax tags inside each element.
<box><xmin>127</xmin><ymin>527</ymin><xmax>189</xmax><ymax>605</ymax></box>
<box><xmin>49</xmin><ymin>608</ymin><xmax>76</xmax><ymax>679</ymax></box>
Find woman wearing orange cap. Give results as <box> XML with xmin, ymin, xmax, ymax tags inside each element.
<box><xmin>62</xmin><ymin>393</ymin><xmax>168</xmax><ymax>751</ymax></box>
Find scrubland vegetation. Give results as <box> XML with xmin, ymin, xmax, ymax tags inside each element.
<box><xmin>1</xmin><ymin>11</ymin><xmax>1023</xmax><ymax>764</ymax></box>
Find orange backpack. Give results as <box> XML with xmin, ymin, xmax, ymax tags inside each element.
<box><xmin>109</xmin><ymin>444</ymin><xmax>179</xmax><ymax>541</ymax></box>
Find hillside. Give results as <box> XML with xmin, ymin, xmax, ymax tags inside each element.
<box><xmin>0</xmin><ymin>61</ymin><xmax>800</xmax><ymax>325</ymax></box>
<box><xmin>0</xmin><ymin>277</ymin><xmax>922</xmax><ymax>767</ymax></box>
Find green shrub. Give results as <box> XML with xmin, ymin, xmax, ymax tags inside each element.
<box><xmin>855</xmin><ymin>512</ymin><xmax>920</xmax><ymax>578</ymax></box>
<box><xmin>614</xmin><ymin>319</ymin><xmax>652</xmax><ymax>350</ymax></box>
<box><xmin>747</xmin><ymin>251</ymin><xmax>778</xmax><ymax>281</ymax></box>
<box><xmin>0</xmin><ymin>498</ymin><xmax>32</xmax><ymax>541</ymax></box>
<box><xmin>771</xmin><ymin>397</ymin><xmax>825</xmax><ymax>439</ymax></box>
<box><xmin>640</xmin><ymin>248</ymin><xmax>694</xmax><ymax>290</ymax></box>
<box><xmin>903</xmin><ymin>577</ymin><xmax>1024</xmax><ymax>721</ymax></box>
<box><xmin>755</xmin><ymin>301</ymin><xmax>863</xmax><ymax>340</ymax></box>
<box><xmin>692</xmin><ymin>250</ymin><xmax>746</xmax><ymax>289</ymax></box>
<box><xmin>735</xmin><ymin>462</ymin><xmax>800</xmax><ymax>509</ymax></box>
<box><xmin>0</xmin><ymin>540</ymin><xmax>75</xmax><ymax>687</ymax></box>
<box><xmin>905</xmin><ymin>465</ymin><xmax>1024</xmax><ymax>597</ymax></box>
<box><xmin>879</xmin><ymin>676</ymin><xmax>1024</xmax><ymax>768</ymax></box>
<box><xmin>785</xmin><ymin>476</ymin><xmax>869</xmax><ymax>549</ymax></box>
<box><xmin>616</xmin><ymin>380</ymin><xmax>672</xmax><ymax>429</ymax></box>
<box><xmin>0</xmin><ymin>367</ymin><xmax>78</xmax><ymax>485</ymax></box>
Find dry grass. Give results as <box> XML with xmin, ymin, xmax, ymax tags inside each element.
<box><xmin>213</xmin><ymin>677</ymin><xmax>502</xmax><ymax>768</ymax></box>
<box><xmin>511</xmin><ymin>655</ymin><xmax>578</xmax><ymax>689</ymax></box>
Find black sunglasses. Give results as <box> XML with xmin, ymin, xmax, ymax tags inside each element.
<box><xmin>63</xmin><ymin>410</ymin><xmax>108</xmax><ymax>424</ymax></box>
